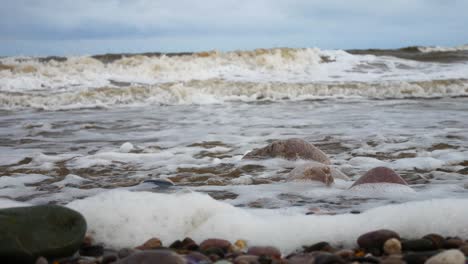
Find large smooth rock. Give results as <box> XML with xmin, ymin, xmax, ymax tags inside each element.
<box><xmin>351</xmin><ymin>167</ymin><xmax>408</xmax><ymax>188</ymax></box>
<box><xmin>425</xmin><ymin>249</ymin><xmax>465</xmax><ymax>264</ymax></box>
<box><xmin>0</xmin><ymin>205</ymin><xmax>87</xmax><ymax>264</ymax></box>
<box><xmin>116</xmin><ymin>250</ymin><xmax>186</xmax><ymax>264</ymax></box>
<box><xmin>357</xmin><ymin>229</ymin><xmax>400</xmax><ymax>253</ymax></box>
<box><xmin>243</xmin><ymin>138</ymin><xmax>330</xmax><ymax>164</ymax></box>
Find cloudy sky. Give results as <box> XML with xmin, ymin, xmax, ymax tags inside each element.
<box><xmin>1</xmin><ymin>0</ymin><xmax>467</xmax><ymax>56</ymax></box>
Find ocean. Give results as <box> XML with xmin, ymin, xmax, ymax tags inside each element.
<box><xmin>1</xmin><ymin>46</ymin><xmax>468</xmax><ymax>252</ymax></box>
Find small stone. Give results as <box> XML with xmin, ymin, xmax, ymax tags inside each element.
<box><xmin>79</xmin><ymin>245</ymin><xmax>104</xmax><ymax>257</ymax></box>
<box><xmin>383</xmin><ymin>238</ymin><xmax>402</xmax><ymax>255</ymax></box>
<box><xmin>117</xmin><ymin>248</ymin><xmax>137</xmax><ymax>259</ymax></box>
<box><xmin>200</xmin><ymin>239</ymin><xmax>232</xmax><ymax>253</ymax></box>
<box><xmin>303</xmin><ymin>242</ymin><xmax>334</xmax><ymax>253</ymax></box>
<box><xmin>314</xmin><ymin>253</ymin><xmax>345</xmax><ymax>264</ymax></box>
<box><xmin>180</xmin><ymin>237</ymin><xmax>198</xmax><ymax>251</ymax></box>
<box><xmin>135</xmin><ymin>237</ymin><xmax>162</xmax><ymax>250</ymax></box>
<box><xmin>186</xmin><ymin>251</ymin><xmax>211</xmax><ymax>263</ymax></box>
<box><xmin>422</xmin><ymin>234</ymin><xmax>445</xmax><ymax>249</ymax></box>
<box><xmin>243</xmin><ymin>138</ymin><xmax>331</xmax><ymax>164</ymax></box>
<box><xmin>102</xmin><ymin>254</ymin><xmax>118</xmax><ymax>264</ymax></box>
<box><xmin>334</xmin><ymin>249</ymin><xmax>354</xmax><ymax>260</ymax></box>
<box><xmin>234</xmin><ymin>255</ymin><xmax>259</xmax><ymax>264</ymax></box>
<box><xmin>203</xmin><ymin>247</ymin><xmax>225</xmax><ymax>259</ymax></box>
<box><xmin>401</xmin><ymin>239</ymin><xmax>436</xmax><ymax>251</ymax></box>
<box><xmin>115</xmin><ymin>250</ymin><xmax>186</xmax><ymax>264</ymax></box>
<box><xmin>381</xmin><ymin>254</ymin><xmax>405</xmax><ymax>264</ymax></box>
<box><xmin>443</xmin><ymin>238</ymin><xmax>464</xmax><ymax>249</ymax></box>
<box><xmin>35</xmin><ymin>257</ymin><xmax>48</xmax><ymax>264</ymax></box>
<box><xmin>403</xmin><ymin>251</ymin><xmax>439</xmax><ymax>264</ymax></box>
<box><xmin>234</xmin><ymin>240</ymin><xmax>247</xmax><ymax>251</ymax></box>
<box><xmin>286</xmin><ymin>253</ymin><xmax>315</xmax><ymax>264</ymax></box>
<box><xmin>214</xmin><ymin>261</ymin><xmax>232</xmax><ymax>264</ymax></box>
<box><xmin>357</xmin><ymin>229</ymin><xmax>400</xmax><ymax>254</ymax></box>
<box><xmin>247</xmin><ymin>246</ymin><xmax>281</xmax><ymax>259</ymax></box>
<box><xmin>351</xmin><ymin>167</ymin><xmax>408</xmax><ymax>188</ymax></box>
<box><xmin>425</xmin><ymin>249</ymin><xmax>465</xmax><ymax>264</ymax></box>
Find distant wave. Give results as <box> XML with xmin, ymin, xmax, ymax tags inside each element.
<box><xmin>1</xmin><ymin>78</ymin><xmax>467</xmax><ymax>110</ymax></box>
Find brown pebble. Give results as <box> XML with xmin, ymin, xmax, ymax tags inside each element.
<box><xmin>200</xmin><ymin>238</ymin><xmax>232</xmax><ymax>252</ymax></box>
<box><xmin>357</xmin><ymin>229</ymin><xmax>400</xmax><ymax>254</ymax></box>
<box><xmin>334</xmin><ymin>249</ymin><xmax>354</xmax><ymax>260</ymax></box>
<box><xmin>135</xmin><ymin>237</ymin><xmax>162</xmax><ymax>250</ymax></box>
<box><xmin>186</xmin><ymin>251</ymin><xmax>211</xmax><ymax>263</ymax></box>
<box><xmin>381</xmin><ymin>254</ymin><xmax>405</xmax><ymax>264</ymax></box>
<box><xmin>303</xmin><ymin>241</ymin><xmax>334</xmax><ymax>253</ymax></box>
<box><xmin>423</xmin><ymin>234</ymin><xmax>445</xmax><ymax>249</ymax></box>
<box><xmin>443</xmin><ymin>238</ymin><xmax>464</xmax><ymax>249</ymax></box>
<box><xmin>247</xmin><ymin>246</ymin><xmax>281</xmax><ymax>259</ymax></box>
<box><xmin>459</xmin><ymin>244</ymin><xmax>468</xmax><ymax>256</ymax></box>
<box><xmin>115</xmin><ymin>250</ymin><xmax>185</xmax><ymax>264</ymax></box>
<box><xmin>351</xmin><ymin>167</ymin><xmax>408</xmax><ymax>187</ymax></box>
<box><xmin>234</xmin><ymin>254</ymin><xmax>260</xmax><ymax>264</ymax></box>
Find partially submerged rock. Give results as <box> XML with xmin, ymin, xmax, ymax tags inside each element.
<box><xmin>0</xmin><ymin>205</ymin><xmax>87</xmax><ymax>264</ymax></box>
<box><xmin>243</xmin><ymin>138</ymin><xmax>330</xmax><ymax>164</ymax></box>
<box><xmin>351</xmin><ymin>167</ymin><xmax>408</xmax><ymax>188</ymax></box>
<box><xmin>288</xmin><ymin>162</ymin><xmax>350</xmax><ymax>184</ymax></box>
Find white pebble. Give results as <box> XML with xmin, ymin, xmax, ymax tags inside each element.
<box><xmin>120</xmin><ymin>142</ymin><xmax>134</xmax><ymax>153</ymax></box>
<box><xmin>425</xmin><ymin>249</ymin><xmax>465</xmax><ymax>264</ymax></box>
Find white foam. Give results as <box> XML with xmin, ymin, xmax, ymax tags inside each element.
<box><xmin>67</xmin><ymin>190</ymin><xmax>468</xmax><ymax>253</ymax></box>
<box><xmin>418</xmin><ymin>44</ymin><xmax>468</xmax><ymax>53</ymax></box>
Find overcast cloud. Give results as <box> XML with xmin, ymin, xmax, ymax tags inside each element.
<box><xmin>1</xmin><ymin>0</ymin><xmax>467</xmax><ymax>56</ymax></box>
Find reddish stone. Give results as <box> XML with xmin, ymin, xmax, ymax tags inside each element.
<box><xmin>247</xmin><ymin>246</ymin><xmax>281</xmax><ymax>259</ymax></box>
<box><xmin>351</xmin><ymin>167</ymin><xmax>408</xmax><ymax>188</ymax></box>
<box><xmin>135</xmin><ymin>238</ymin><xmax>162</xmax><ymax>250</ymax></box>
<box><xmin>199</xmin><ymin>238</ymin><xmax>232</xmax><ymax>252</ymax></box>
<box><xmin>243</xmin><ymin>138</ymin><xmax>330</xmax><ymax>164</ymax></box>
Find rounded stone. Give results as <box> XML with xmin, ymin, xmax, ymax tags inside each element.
<box><xmin>459</xmin><ymin>244</ymin><xmax>468</xmax><ymax>256</ymax></box>
<box><xmin>115</xmin><ymin>250</ymin><xmax>186</xmax><ymax>264</ymax></box>
<box><xmin>243</xmin><ymin>138</ymin><xmax>330</xmax><ymax>164</ymax></box>
<box><xmin>0</xmin><ymin>205</ymin><xmax>87</xmax><ymax>264</ymax></box>
<box><xmin>303</xmin><ymin>242</ymin><xmax>334</xmax><ymax>253</ymax></box>
<box><xmin>35</xmin><ymin>257</ymin><xmax>48</xmax><ymax>264</ymax></box>
<box><xmin>79</xmin><ymin>245</ymin><xmax>104</xmax><ymax>257</ymax></box>
<box><xmin>246</xmin><ymin>246</ymin><xmax>281</xmax><ymax>259</ymax></box>
<box><xmin>288</xmin><ymin>165</ymin><xmax>334</xmax><ymax>186</ymax></box>
<box><xmin>135</xmin><ymin>237</ymin><xmax>163</xmax><ymax>250</ymax></box>
<box><xmin>443</xmin><ymin>238</ymin><xmax>464</xmax><ymax>249</ymax></box>
<box><xmin>381</xmin><ymin>255</ymin><xmax>405</xmax><ymax>264</ymax></box>
<box><xmin>383</xmin><ymin>238</ymin><xmax>402</xmax><ymax>255</ymax></box>
<box><xmin>357</xmin><ymin>229</ymin><xmax>400</xmax><ymax>253</ymax></box>
<box><xmin>313</xmin><ymin>253</ymin><xmax>345</xmax><ymax>264</ymax></box>
<box><xmin>234</xmin><ymin>255</ymin><xmax>259</xmax><ymax>264</ymax></box>
<box><xmin>401</xmin><ymin>239</ymin><xmax>436</xmax><ymax>251</ymax></box>
<box><xmin>186</xmin><ymin>251</ymin><xmax>211</xmax><ymax>263</ymax></box>
<box><xmin>200</xmin><ymin>239</ymin><xmax>232</xmax><ymax>253</ymax></box>
<box><xmin>425</xmin><ymin>249</ymin><xmax>465</xmax><ymax>264</ymax></box>
<box><xmin>422</xmin><ymin>234</ymin><xmax>445</xmax><ymax>249</ymax></box>
<box><xmin>351</xmin><ymin>167</ymin><xmax>408</xmax><ymax>187</ymax></box>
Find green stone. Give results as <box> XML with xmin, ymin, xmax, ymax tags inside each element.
<box><xmin>0</xmin><ymin>205</ymin><xmax>87</xmax><ymax>264</ymax></box>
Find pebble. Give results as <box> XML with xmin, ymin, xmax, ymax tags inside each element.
<box><xmin>115</xmin><ymin>250</ymin><xmax>186</xmax><ymax>264</ymax></box>
<box><xmin>303</xmin><ymin>241</ymin><xmax>334</xmax><ymax>253</ymax></box>
<box><xmin>459</xmin><ymin>244</ymin><xmax>468</xmax><ymax>256</ymax></box>
<box><xmin>135</xmin><ymin>237</ymin><xmax>163</xmax><ymax>250</ymax></box>
<box><xmin>401</xmin><ymin>239</ymin><xmax>436</xmax><ymax>251</ymax></box>
<box><xmin>403</xmin><ymin>251</ymin><xmax>439</xmax><ymax>264</ymax></box>
<box><xmin>383</xmin><ymin>238</ymin><xmax>402</xmax><ymax>255</ymax></box>
<box><xmin>422</xmin><ymin>234</ymin><xmax>445</xmax><ymax>249</ymax></box>
<box><xmin>186</xmin><ymin>251</ymin><xmax>212</xmax><ymax>263</ymax></box>
<box><xmin>118</xmin><ymin>248</ymin><xmax>138</xmax><ymax>259</ymax></box>
<box><xmin>200</xmin><ymin>239</ymin><xmax>232</xmax><ymax>253</ymax></box>
<box><xmin>234</xmin><ymin>255</ymin><xmax>259</xmax><ymax>264</ymax></box>
<box><xmin>234</xmin><ymin>240</ymin><xmax>247</xmax><ymax>251</ymax></box>
<box><xmin>351</xmin><ymin>167</ymin><xmax>408</xmax><ymax>187</ymax></box>
<box><xmin>381</xmin><ymin>254</ymin><xmax>405</xmax><ymax>264</ymax></box>
<box><xmin>357</xmin><ymin>229</ymin><xmax>400</xmax><ymax>253</ymax></box>
<box><xmin>443</xmin><ymin>238</ymin><xmax>464</xmax><ymax>249</ymax></box>
<box><xmin>35</xmin><ymin>257</ymin><xmax>48</xmax><ymax>264</ymax></box>
<box><xmin>247</xmin><ymin>246</ymin><xmax>281</xmax><ymax>259</ymax></box>
<box><xmin>79</xmin><ymin>245</ymin><xmax>104</xmax><ymax>257</ymax></box>
<box><xmin>314</xmin><ymin>253</ymin><xmax>345</xmax><ymax>264</ymax></box>
<box><xmin>425</xmin><ymin>249</ymin><xmax>465</xmax><ymax>264</ymax></box>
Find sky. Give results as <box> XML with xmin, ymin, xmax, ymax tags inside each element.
<box><xmin>1</xmin><ymin>0</ymin><xmax>468</xmax><ymax>56</ymax></box>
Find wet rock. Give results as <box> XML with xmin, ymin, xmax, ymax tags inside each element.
<box><xmin>349</xmin><ymin>256</ymin><xmax>380</xmax><ymax>263</ymax></box>
<box><xmin>135</xmin><ymin>237</ymin><xmax>163</xmax><ymax>250</ymax></box>
<box><xmin>233</xmin><ymin>240</ymin><xmax>247</xmax><ymax>252</ymax></box>
<box><xmin>402</xmin><ymin>251</ymin><xmax>439</xmax><ymax>264</ymax></box>
<box><xmin>200</xmin><ymin>239</ymin><xmax>232</xmax><ymax>253</ymax></box>
<box><xmin>287</xmin><ymin>165</ymin><xmax>334</xmax><ymax>186</ymax></box>
<box><xmin>443</xmin><ymin>238</ymin><xmax>464</xmax><ymax>249</ymax></box>
<box><xmin>303</xmin><ymin>242</ymin><xmax>334</xmax><ymax>253</ymax></box>
<box><xmin>186</xmin><ymin>251</ymin><xmax>212</xmax><ymax>263</ymax></box>
<box><xmin>422</xmin><ymin>234</ymin><xmax>445</xmax><ymax>249</ymax></box>
<box><xmin>247</xmin><ymin>246</ymin><xmax>281</xmax><ymax>259</ymax></box>
<box><xmin>243</xmin><ymin>138</ymin><xmax>330</xmax><ymax>164</ymax></box>
<box><xmin>334</xmin><ymin>249</ymin><xmax>354</xmax><ymax>260</ymax></box>
<box><xmin>381</xmin><ymin>254</ymin><xmax>405</xmax><ymax>264</ymax></box>
<box><xmin>118</xmin><ymin>248</ymin><xmax>138</xmax><ymax>259</ymax></box>
<box><xmin>401</xmin><ymin>239</ymin><xmax>436</xmax><ymax>251</ymax></box>
<box><xmin>234</xmin><ymin>255</ymin><xmax>259</xmax><ymax>264</ymax></box>
<box><xmin>357</xmin><ymin>229</ymin><xmax>400</xmax><ymax>254</ymax></box>
<box><xmin>102</xmin><ymin>254</ymin><xmax>118</xmax><ymax>264</ymax></box>
<box><xmin>351</xmin><ymin>167</ymin><xmax>408</xmax><ymax>188</ymax></box>
<box><xmin>425</xmin><ymin>249</ymin><xmax>465</xmax><ymax>264</ymax></box>
<box><xmin>81</xmin><ymin>235</ymin><xmax>94</xmax><ymax>248</ymax></box>
<box><xmin>115</xmin><ymin>250</ymin><xmax>186</xmax><ymax>264</ymax></box>
<box><xmin>384</xmin><ymin>238</ymin><xmax>402</xmax><ymax>255</ymax></box>
<box><xmin>142</xmin><ymin>178</ymin><xmax>175</xmax><ymax>189</ymax></box>
<box><xmin>286</xmin><ymin>253</ymin><xmax>315</xmax><ymax>264</ymax></box>
<box><xmin>79</xmin><ymin>245</ymin><xmax>104</xmax><ymax>257</ymax></box>
<box><xmin>203</xmin><ymin>247</ymin><xmax>226</xmax><ymax>259</ymax></box>
<box><xmin>313</xmin><ymin>253</ymin><xmax>345</xmax><ymax>264</ymax></box>
<box><xmin>0</xmin><ymin>205</ymin><xmax>87</xmax><ymax>264</ymax></box>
